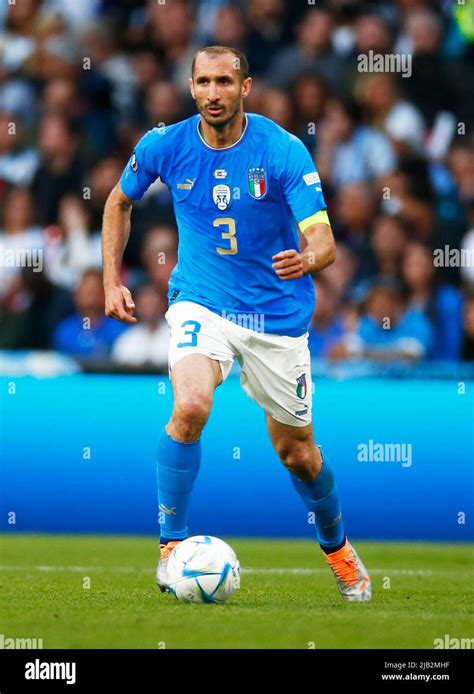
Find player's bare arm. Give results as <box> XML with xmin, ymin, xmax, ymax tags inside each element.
<box><xmin>272</xmin><ymin>222</ymin><xmax>336</xmax><ymax>280</ymax></box>
<box><xmin>101</xmin><ymin>183</ymin><xmax>137</xmax><ymax>324</ymax></box>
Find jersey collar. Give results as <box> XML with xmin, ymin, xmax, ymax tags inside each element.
<box><xmin>196</xmin><ymin>113</ymin><xmax>249</xmax><ymax>151</ymax></box>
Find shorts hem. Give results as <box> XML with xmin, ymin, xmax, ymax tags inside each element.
<box><xmin>264</xmin><ymin>409</ymin><xmax>312</xmax><ymax>428</ymax></box>
<box><xmin>169</xmin><ymin>350</ymin><xmax>233</xmax><ymax>381</ymax></box>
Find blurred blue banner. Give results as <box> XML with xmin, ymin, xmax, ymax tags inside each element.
<box><xmin>1</xmin><ymin>373</ymin><xmax>472</xmax><ymax>541</ymax></box>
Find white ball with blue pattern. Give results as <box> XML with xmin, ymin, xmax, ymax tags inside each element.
<box><xmin>166</xmin><ymin>535</ymin><xmax>241</xmax><ymax>603</ymax></box>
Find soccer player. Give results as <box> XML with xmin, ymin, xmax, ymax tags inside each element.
<box><xmin>102</xmin><ymin>46</ymin><xmax>371</xmax><ymax>601</ymax></box>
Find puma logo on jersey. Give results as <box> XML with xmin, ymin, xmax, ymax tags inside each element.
<box><xmin>177</xmin><ymin>178</ymin><xmax>196</xmax><ymax>190</ymax></box>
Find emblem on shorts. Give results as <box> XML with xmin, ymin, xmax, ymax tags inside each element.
<box><xmin>213</xmin><ymin>184</ymin><xmax>231</xmax><ymax>210</ymax></box>
<box><xmin>248</xmin><ymin>167</ymin><xmax>267</xmax><ymax>199</ymax></box>
<box><xmin>296</xmin><ymin>373</ymin><xmax>307</xmax><ymax>399</ymax></box>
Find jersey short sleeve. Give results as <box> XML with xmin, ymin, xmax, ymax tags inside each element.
<box><xmin>281</xmin><ymin>136</ymin><xmax>326</xmax><ymax>224</ymax></box>
<box><xmin>119</xmin><ymin>129</ymin><xmax>163</xmax><ymax>201</ymax></box>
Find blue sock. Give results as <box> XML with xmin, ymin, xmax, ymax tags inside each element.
<box><xmin>289</xmin><ymin>447</ymin><xmax>346</xmax><ymax>553</ymax></box>
<box><xmin>156</xmin><ymin>429</ymin><xmax>201</xmax><ymax>543</ymax></box>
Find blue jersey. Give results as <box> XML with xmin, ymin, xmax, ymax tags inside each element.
<box><xmin>120</xmin><ymin>113</ymin><xmax>327</xmax><ymax>336</ymax></box>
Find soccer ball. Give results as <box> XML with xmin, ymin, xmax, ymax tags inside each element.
<box><xmin>166</xmin><ymin>535</ymin><xmax>241</xmax><ymax>603</ymax></box>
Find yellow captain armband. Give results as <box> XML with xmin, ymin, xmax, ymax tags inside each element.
<box><xmin>298</xmin><ymin>210</ymin><xmax>330</xmax><ymax>233</ymax></box>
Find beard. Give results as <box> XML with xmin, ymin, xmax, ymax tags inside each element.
<box><xmin>197</xmin><ymin>97</ymin><xmax>241</xmax><ymax>129</ymax></box>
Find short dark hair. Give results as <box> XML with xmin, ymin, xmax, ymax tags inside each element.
<box><xmin>191</xmin><ymin>46</ymin><xmax>249</xmax><ymax>81</ymax></box>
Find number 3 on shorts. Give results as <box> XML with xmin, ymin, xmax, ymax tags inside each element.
<box><xmin>177</xmin><ymin>320</ymin><xmax>201</xmax><ymax>348</ymax></box>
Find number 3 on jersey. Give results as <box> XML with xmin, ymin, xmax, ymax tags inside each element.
<box><xmin>214</xmin><ymin>217</ymin><xmax>238</xmax><ymax>255</ymax></box>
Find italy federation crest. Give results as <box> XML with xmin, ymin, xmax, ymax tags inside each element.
<box><xmin>296</xmin><ymin>374</ymin><xmax>307</xmax><ymax>399</ymax></box>
<box><xmin>248</xmin><ymin>167</ymin><xmax>267</xmax><ymax>199</ymax></box>
<box><xmin>213</xmin><ymin>184</ymin><xmax>231</xmax><ymax>210</ymax></box>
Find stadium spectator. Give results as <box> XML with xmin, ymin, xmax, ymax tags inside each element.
<box><xmin>209</xmin><ymin>5</ymin><xmax>247</xmax><ymax>54</ymax></box>
<box><xmin>43</xmin><ymin>194</ymin><xmax>100</xmax><ymax>291</ymax></box>
<box><xmin>140</xmin><ymin>226</ymin><xmax>178</xmax><ymax>298</ymax></box>
<box><xmin>259</xmin><ymin>88</ymin><xmax>295</xmax><ymax>132</ymax></box>
<box><xmin>41</xmin><ymin>78</ymin><xmax>81</xmax><ymax>121</ymax></box>
<box><xmin>341</xmin><ymin>12</ymin><xmax>395</xmax><ymax>93</ymax></box>
<box><xmin>401</xmin><ymin>8</ymin><xmax>457</xmax><ymax>127</ymax></box>
<box><xmin>112</xmin><ymin>282</ymin><xmax>169</xmax><ymax>367</ymax></box>
<box><xmin>333</xmin><ymin>182</ymin><xmax>376</xmax><ymax>254</ymax></box>
<box><xmin>2</xmin><ymin>0</ymin><xmax>41</xmax><ymax>74</ymax></box>
<box><xmin>11</xmin><ymin>265</ymin><xmax>73</xmax><ymax>350</ymax></box>
<box><xmin>86</xmin><ymin>156</ymin><xmax>125</xmax><ymax>233</ymax></box>
<box><xmin>321</xmin><ymin>242</ymin><xmax>358</xmax><ymax>303</ymax></box>
<box><xmin>292</xmin><ymin>72</ymin><xmax>328</xmax><ymax>152</ymax></box>
<box><xmin>308</xmin><ymin>276</ymin><xmax>345</xmax><ymax>358</ymax></box>
<box><xmin>41</xmin><ymin>0</ymin><xmax>103</xmax><ymax>32</ymax></box>
<box><xmin>79</xmin><ymin>22</ymin><xmax>135</xmax><ymax>122</ymax></box>
<box><xmin>53</xmin><ymin>268</ymin><xmax>127</xmax><ymax>358</ymax></box>
<box><xmin>146</xmin><ymin>0</ymin><xmax>196</xmax><ymax>92</ymax></box>
<box><xmin>266</xmin><ymin>8</ymin><xmax>344</xmax><ymax>92</ymax></box>
<box><xmin>356</xmin><ymin>73</ymin><xmax>426</xmax><ymax>156</ymax></box>
<box><xmin>0</xmin><ymin>74</ymin><xmax>38</xmax><ymax>129</ymax></box>
<box><xmin>0</xmin><ymin>187</ymin><xmax>43</xmax><ymax>300</ymax></box>
<box><xmin>353</xmin><ymin>12</ymin><xmax>394</xmax><ymax>57</ymax></box>
<box><xmin>402</xmin><ymin>241</ymin><xmax>464</xmax><ymax>361</ymax></box>
<box><xmin>316</xmin><ymin>98</ymin><xmax>396</xmax><ymax>188</ymax></box>
<box><xmin>447</xmin><ymin>145</ymin><xmax>474</xmax><ymax>203</ymax></box>
<box><xmin>377</xmin><ymin>162</ymin><xmax>435</xmax><ymax>241</ymax></box>
<box><xmin>357</xmin><ymin>214</ymin><xmax>409</xmax><ymax>286</ymax></box>
<box><xmin>246</xmin><ymin>0</ymin><xmax>290</xmax><ymax>77</ymax></box>
<box><xmin>0</xmin><ymin>112</ymin><xmax>39</xmax><ymax>187</ymax></box>
<box><xmin>331</xmin><ymin>279</ymin><xmax>434</xmax><ymax>362</ymax></box>
<box><xmin>144</xmin><ymin>81</ymin><xmax>184</xmax><ymax>131</ymax></box>
<box><xmin>129</xmin><ymin>50</ymin><xmax>164</xmax><ymax>126</ymax></box>
<box><xmin>31</xmin><ymin>114</ymin><xmax>83</xmax><ymax>225</ymax></box>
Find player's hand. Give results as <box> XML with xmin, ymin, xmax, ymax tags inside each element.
<box><xmin>104</xmin><ymin>284</ymin><xmax>137</xmax><ymax>323</ymax></box>
<box><xmin>272</xmin><ymin>249</ymin><xmax>306</xmax><ymax>280</ymax></box>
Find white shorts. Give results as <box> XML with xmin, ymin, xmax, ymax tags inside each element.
<box><xmin>165</xmin><ymin>301</ymin><xmax>312</xmax><ymax>427</ymax></box>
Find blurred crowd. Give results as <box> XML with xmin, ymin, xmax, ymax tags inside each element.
<box><xmin>1</xmin><ymin>0</ymin><xmax>474</xmax><ymax>366</ymax></box>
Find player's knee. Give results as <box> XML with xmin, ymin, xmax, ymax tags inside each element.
<box><xmin>277</xmin><ymin>440</ymin><xmax>318</xmax><ymax>482</ymax></box>
<box><xmin>173</xmin><ymin>396</ymin><xmax>211</xmax><ymax>441</ymax></box>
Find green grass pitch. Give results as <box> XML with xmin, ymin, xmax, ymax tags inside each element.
<box><xmin>0</xmin><ymin>534</ymin><xmax>472</xmax><ymax>649</ymax></box>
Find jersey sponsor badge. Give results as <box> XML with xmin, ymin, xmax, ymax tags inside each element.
<box><xmin>213</xmin><ymin>169</ymin><xmax>227</xmax><ymax>179</ymax></box>
<box><xmin>248</xmin><ymin>167</ymin><xmax>267</xmax><ymax>199</ymax></box>
<box><xmin>303</xmin><ymin>172</ymin><xmax>320</xmax><ymax>186</ymax></box>
<box><xmin>130</xmin><ymin>150</ymin><xmax>138</xmax><ymax>172</ymax></box>
<box><xmin>213</xmin><ymin>184</ymin><xmax>231</xmax><ymax>210</ymax></box>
